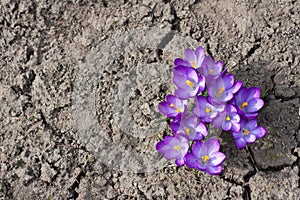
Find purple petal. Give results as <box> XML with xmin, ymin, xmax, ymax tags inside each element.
<box><xmin>173</xmin><ymin>74</ymin><xmax>189</xmax><ymax>89</ymax></box>
<box><xmin>222</xmin><ymin>74</ymin><xmax>234</xmax><ymax>89</ymax></box>
<box><xmin>206</xmin><ymin>165</ymin><xmax>223</xmax><ymax>175</ymax></box>
<box><xmin>252</xmin><ymin>126</ymin><xmax>266</xmax><ymax>138</ymax></box>
<box><xmin>245</xmin><ymin>134</ymin><xmax>256</xmax><ymax>143</ymax></box>
<box><xmin>245</xmin><ymin>120</ymin><xmax>257</xmax><ymax>130</ymax></box>
<box><xmin>243</xmin><ymin>112</ymin><xmax>259</xmax><ymax>119</ymax></box>
<box><xmin>246</xmin><ymin>98</ymin><xmax>264</xmax><ymax>113</ymax></box>
<box><xmin>185</xmin><ymin>48</ymin><xmax>196</xmax><ymax>63</ymax></box>
<box><xmin>213</xmin><ymin>114</ymin><xmax>225</xmax><ymax>129</ymax></box>
<box><xmin>222</xmin><ymin>121</ymin><xmax>232</xmax><ymax>131</ymax></box>
<box><xmin>175</xmin><ymin>88</ymin><xmax>191</xmax><ymax>99</ymax></box>
<box><xmin>174</xmin><ymin>58</ymin><xmax>190</xmax><ymax>67</ymax></box>
<box><xmin>231</xmin><ymin>81</ymin><xmax>243</xmax><ymax>93</ymax></box>
<box><xmin>235</xmin><ymin>138</ymin><xmax>246</xmax><ymax>149</ymax></box>
<box><xmin>192</xmin><ymin>141</ymin><xmax>204</xmax><ymax>157</ymax></box>
<box><xmin>231</xmin><ymin>122</ymin><xmax>241</xmax><ymax>132</ymax></box>
<box><xmin>205</xmin><ymin>138</ymin><xmax>220</xmax><ymax>154</ymax></box>
<box><xmin>209</xmin><ymin>152</ymin><xmax>226</xmax><ymax>166</ymax></box>
<box><xmin>186</xmin><ymin>68</ymin><xmax>199</xmax><ymax>83</ymax></box>
<box><xmin>195</xmin><ymin>122</ymin><xmax>208</xmax><ymax>137</ymax></box>
<box><xmin>247</xmin><ymin>87</ymin><xmax>260</xmax><ymax>99</ymax></box>
<box><xmin>175</xmin><ymin>157</ymin><xmax>185</xmax><ymax>166</ymax></box>
<box><xmin>184</xmin><ymin>153</ymin><xmax>198</xmax><ymax>168</ymax></box>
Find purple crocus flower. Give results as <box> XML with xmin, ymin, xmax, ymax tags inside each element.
<box><xmin>232</xmin><ymin>86</ymin><xmax>264</xmax><ymax>119</ymax></box>
<box><xmin>174</xmin><ymin>46</ymin><xmax>206</xmax><ymax>71</ymax></box>
<box><xmin>158</xmin><ymin>94</ymin><xmax>187</xmax><ymax>118</ymax></box>
<box><xmin>213</xmin><ymin>104</ymin><xmax>240</xmax><ymax>132</ymax></box>
<box><xmin>193</xmin><ymin>96</ymin><xmax>220</xmax><ymax>123</ymax></box>
<box><xmin>208</xmin><ymin>74</ymin><xmax>242</xmax><ymax>104</ymax></box>
<box><xmin>176</xmin><ymin>115</ymin><xmax>208</xmax><ymax>141</ymax></box>
<box><xmin>199</xmin><ymin>55</ymin><xmax>223</xmax><ymax>84</ymax></box>
<box><xmin>173</xmin><ymin>66</ymin><xmax>205</xmax><ymax>99</ymax></box>
<box><xmin>156</xmin><ymin>134</ymin><xmax>189</xmax><ymax>166</ymax></box>
<box><xmin>232</xmin><ymin>119</ymin><xmax>267</xmax><ymax>149</ymax></box>
<box><xmin>185</xmin><ymin>138</ymin><xmax>226</xmax><ymax>175</ymax></box>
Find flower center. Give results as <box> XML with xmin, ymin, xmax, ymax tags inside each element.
<box><xmin>205</xmin><ymin>107</ymin><xmax>211</xmax><ymax>113</ymax></box>
<box><xmin>186</xmin><ymin>80</ymin><xmax>194</xmax><ymax>87</ymax></box>
<box><xmin>190</xmin><ymin>60</ymin><xmax>197</xmax><ymax>68</ymax></box>
<box><xmin>226</xmin><ymin>116</ymin><xmax>231</xmax><ymax>121</ymax></box>
<box><xmin>217</xmin><ymin>87</ymin><xmax>225</xmax><ymax>96</ymax></box>
<box><xmin>185</xmin><ymin>128</ymin><xmax>191</xmax><ymax>134</ymax></box>
<box><xmin>242</xmin><ymin>129</ymin><xmax>250</xmax><ymax>135</ymax></box>
<box><xmin>170</xmin><ymin>103</ymin><xmax>182</xmax><ymax>113</ymax></box>
<box><xmin>241</xmin><ymin>101</ymin><xmax>248</xmax><ymax>108</ymax></box>
<box><xmin>173</xmin><ymin>145</ymin><xmax>181</xmax><ymax>151</ymax></box>
<box><xmin>209</xmin><ymin>69</ymin><xmax>213</xmax><ymax>74</ymax></box>
<box><xmin>202</xmin><ymin>155</ymin><xmax>210</xmax><ymax>163</ymax></box>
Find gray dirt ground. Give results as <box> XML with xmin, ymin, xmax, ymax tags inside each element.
<box><xmin>0</xmin><ymin>0</ymin><xmax>300</xmax><ymax>199</ymax></box>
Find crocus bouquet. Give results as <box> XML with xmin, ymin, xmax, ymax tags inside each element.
<box><xmin>157</xmin><ymin>46</ymin><xmax>267</xmax><ymax>175</ymax></box>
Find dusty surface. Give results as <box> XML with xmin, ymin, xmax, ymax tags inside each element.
<box><xmin>0</xmin><ymin>0</ymin><xmax>299</xmax><ymax>199</ymax></box>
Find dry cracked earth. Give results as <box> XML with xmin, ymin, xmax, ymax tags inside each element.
<box><xmin>0</xmin><ymin>0</ymin><xmax>300</xmax><ymax>199</ymax></box>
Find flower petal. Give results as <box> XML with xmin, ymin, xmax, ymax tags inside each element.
<box><xmin>206</xmin><ymin>165</ymin><xmax>223</xmax><ymax>175</ymax></box>
<box><xmin>205</xmin><ymin>138</ymin><xmax>220</xmax><ymax>153</ymax></box>
<box><xmin>222</xmin><ymin>121</ymin><xmax>232</xmax><ymax>131</ymax></box>
<box><xmin>235</xmin><ymin>138</ymin><xmax>246</xmax><ymax>149</ymax></box>
<box><xmin>184</xmin><ymin>153</ymin><xmax>198</xmax><ymax>168</ymax></box>
<box><xmin>245</xmin><ymin>134</ymin><xmax>256</xmax><ymax>143</ymax></box>
<box><xmin>246</xmin><ymin>98</ymin><xmax>264</xmax><ymax>113</ymax></box>
<box><xmin>209</xmin><ymin>152</ymin><xmax>226</xmax><ymax>166</ymax></box>
<box><xmin>252</xmin><ymin>126</ymin><xmax>267</xmax><ymax>138</ymax></box>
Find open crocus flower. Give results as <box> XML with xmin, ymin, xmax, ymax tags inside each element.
<box><xmin>213</xmin><ymin>104</ymin><xmax>240</xmax><ymax>132</ymax></box>
<box><xmin>232</xmin><ymin>119</ymin><xmax>267</xmax><ymax>149</ymax></box>
<box><xmin>158</xmin><ymin>94</ymin><xmax>187</xmax><ymax>118</ymax></box>
<box><xmin>232</xmin><ymin>86</ymin><xmax>264</xmax><ymax>119</ymax></box>
<box><xmin>208</xmin><ymin>74</ymin><xmax>242</xmax><ymax>104</ymax></box>
<box><xmin>193</xmin><ymin>96</ymin><xmax>219</xmax><ymax>123</ymax></box>
<box><xmin>173</xmin><ymin>66</ymin><xmax>205</xmax><ymax>99</ymax></box>
<box><xmin>185</xmin><ymin>138</ymin><xmax>226</xmax><ymax>175</ymax></box>
<box><xmin>176</xmin><ymin>115</ymin><xmax>208</xmax><ymax>141</ymax></box>
<box><xmin>156</xmin><ymin>134</ymin><xmax>189</xmax><ymax>166</ymax></box>
<box><xmin>199</xmin><ymin>55</ymin><xmax>223</xmax><ymax>84</ymax></box>
<box><xmin>174</xmin><ymin>46</ymin><xmax>206</xmax><ymax>71</ymax></box>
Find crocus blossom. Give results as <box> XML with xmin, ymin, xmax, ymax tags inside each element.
<box><xmin>232</xmin><ymin>86</ymin><xmax>264</xmax><ymax>119</ymax></box>
<box><xmin>174</xmin><ymin>46</ymin><xmax>206</xmax><ymax>72</ymax></box>
<box><xmin>158</xmin><ymin>94</ymin><xmax>186</xmax><ymax>118</ymax></box>
<box><xmin>173</xmin><ymin>66</ymin><xmax>205</xmax><ymax>99</ymax></box>
<box><xmin>156</xmin><ymin>134</ymin><xmax>189</xmax><ymax>166</ymax></box>
<box><xmin>213</xmin><ymin>104</ymin><xmax>240</xmax><ymax>132</ymax></box>
<box><xmin>175</xmin><ymin>115</ymin><xmax>208</xmax><ymax>141</ymax></box>
<box><xmin>185</xmin><ymin>138</ymin><xmax>226</xmax><ymax>175</ymax></box>
<box><xmin>208</xmin><ymin>74</ymin><xmax>242</xmax><ymax>104</ymax></box>
<box><xmin>232</xmin><ymin>119</ymin><xmax>267</xmax><ymax>149</ymax></box>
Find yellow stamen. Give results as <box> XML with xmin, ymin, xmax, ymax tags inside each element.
<box><xmin>205</xmin><ymin>107</ymin><xmax>211</xmax><ymax>113</ymax></box>
<box><xmin>226</xmin><ymin>116</ymin><xmax>231</xmax><ymax>121</ymax></box>
<box><xmin>202</xmin><ymin>155</ymin><xmax>209</xmax><ymax>163</ymax></box>
<box><xmin>170</xmin><ymin>103</ymin><xmax>182</xmax><ymax>113</ymax></box>
<box><xmin>209</xmin><ymin>69</ymin><xmax>213</xmax><ymax>74</ymax></box>
<box><xmin>186</xmin><ymin>80</ymin><xmax>194</xmax><ymax>87</ymax></box>
<box><xmin>175</xmin><ymin>109</ymin><xmax>182</xmax><ymax>113</ymax></box>
<box><xmin>217</xmin><ymin>87</ymin><xmax>225</xmax><ymax>96</ymax></box>
<box><xmin>185</xmin><ymin>128</ymin><xmax>191</xmax><ymax>134</ymax></box>
<box><xmin>241</xmin><ymin>102</ymin><xmax>248</xmax><ymax>108</ymax></box>
<box><xmin>190</xmin><ymin>61</ymin><xmax>197</xmax><ymax>68</ymax></box>
<box><xmin>173</xmin><ymin>145</ymin><xmax>181</xmax><ymax>150</ymax></box>
<box><xmin>243</xmin><ymin>129</ymin><xmax>250</xmax><ymax>135</ymax></box>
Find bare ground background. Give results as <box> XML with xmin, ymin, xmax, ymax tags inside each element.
<box><xmin>0</xmin><ymin>0</ymin><xmax>300</xmax><ymax>199</ymax></box>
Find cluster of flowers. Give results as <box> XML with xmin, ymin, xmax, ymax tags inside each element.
<box><xmin>157</xmin><ymin>46</ymin><xmax>267</xmax><ymax>175</ymax></box>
